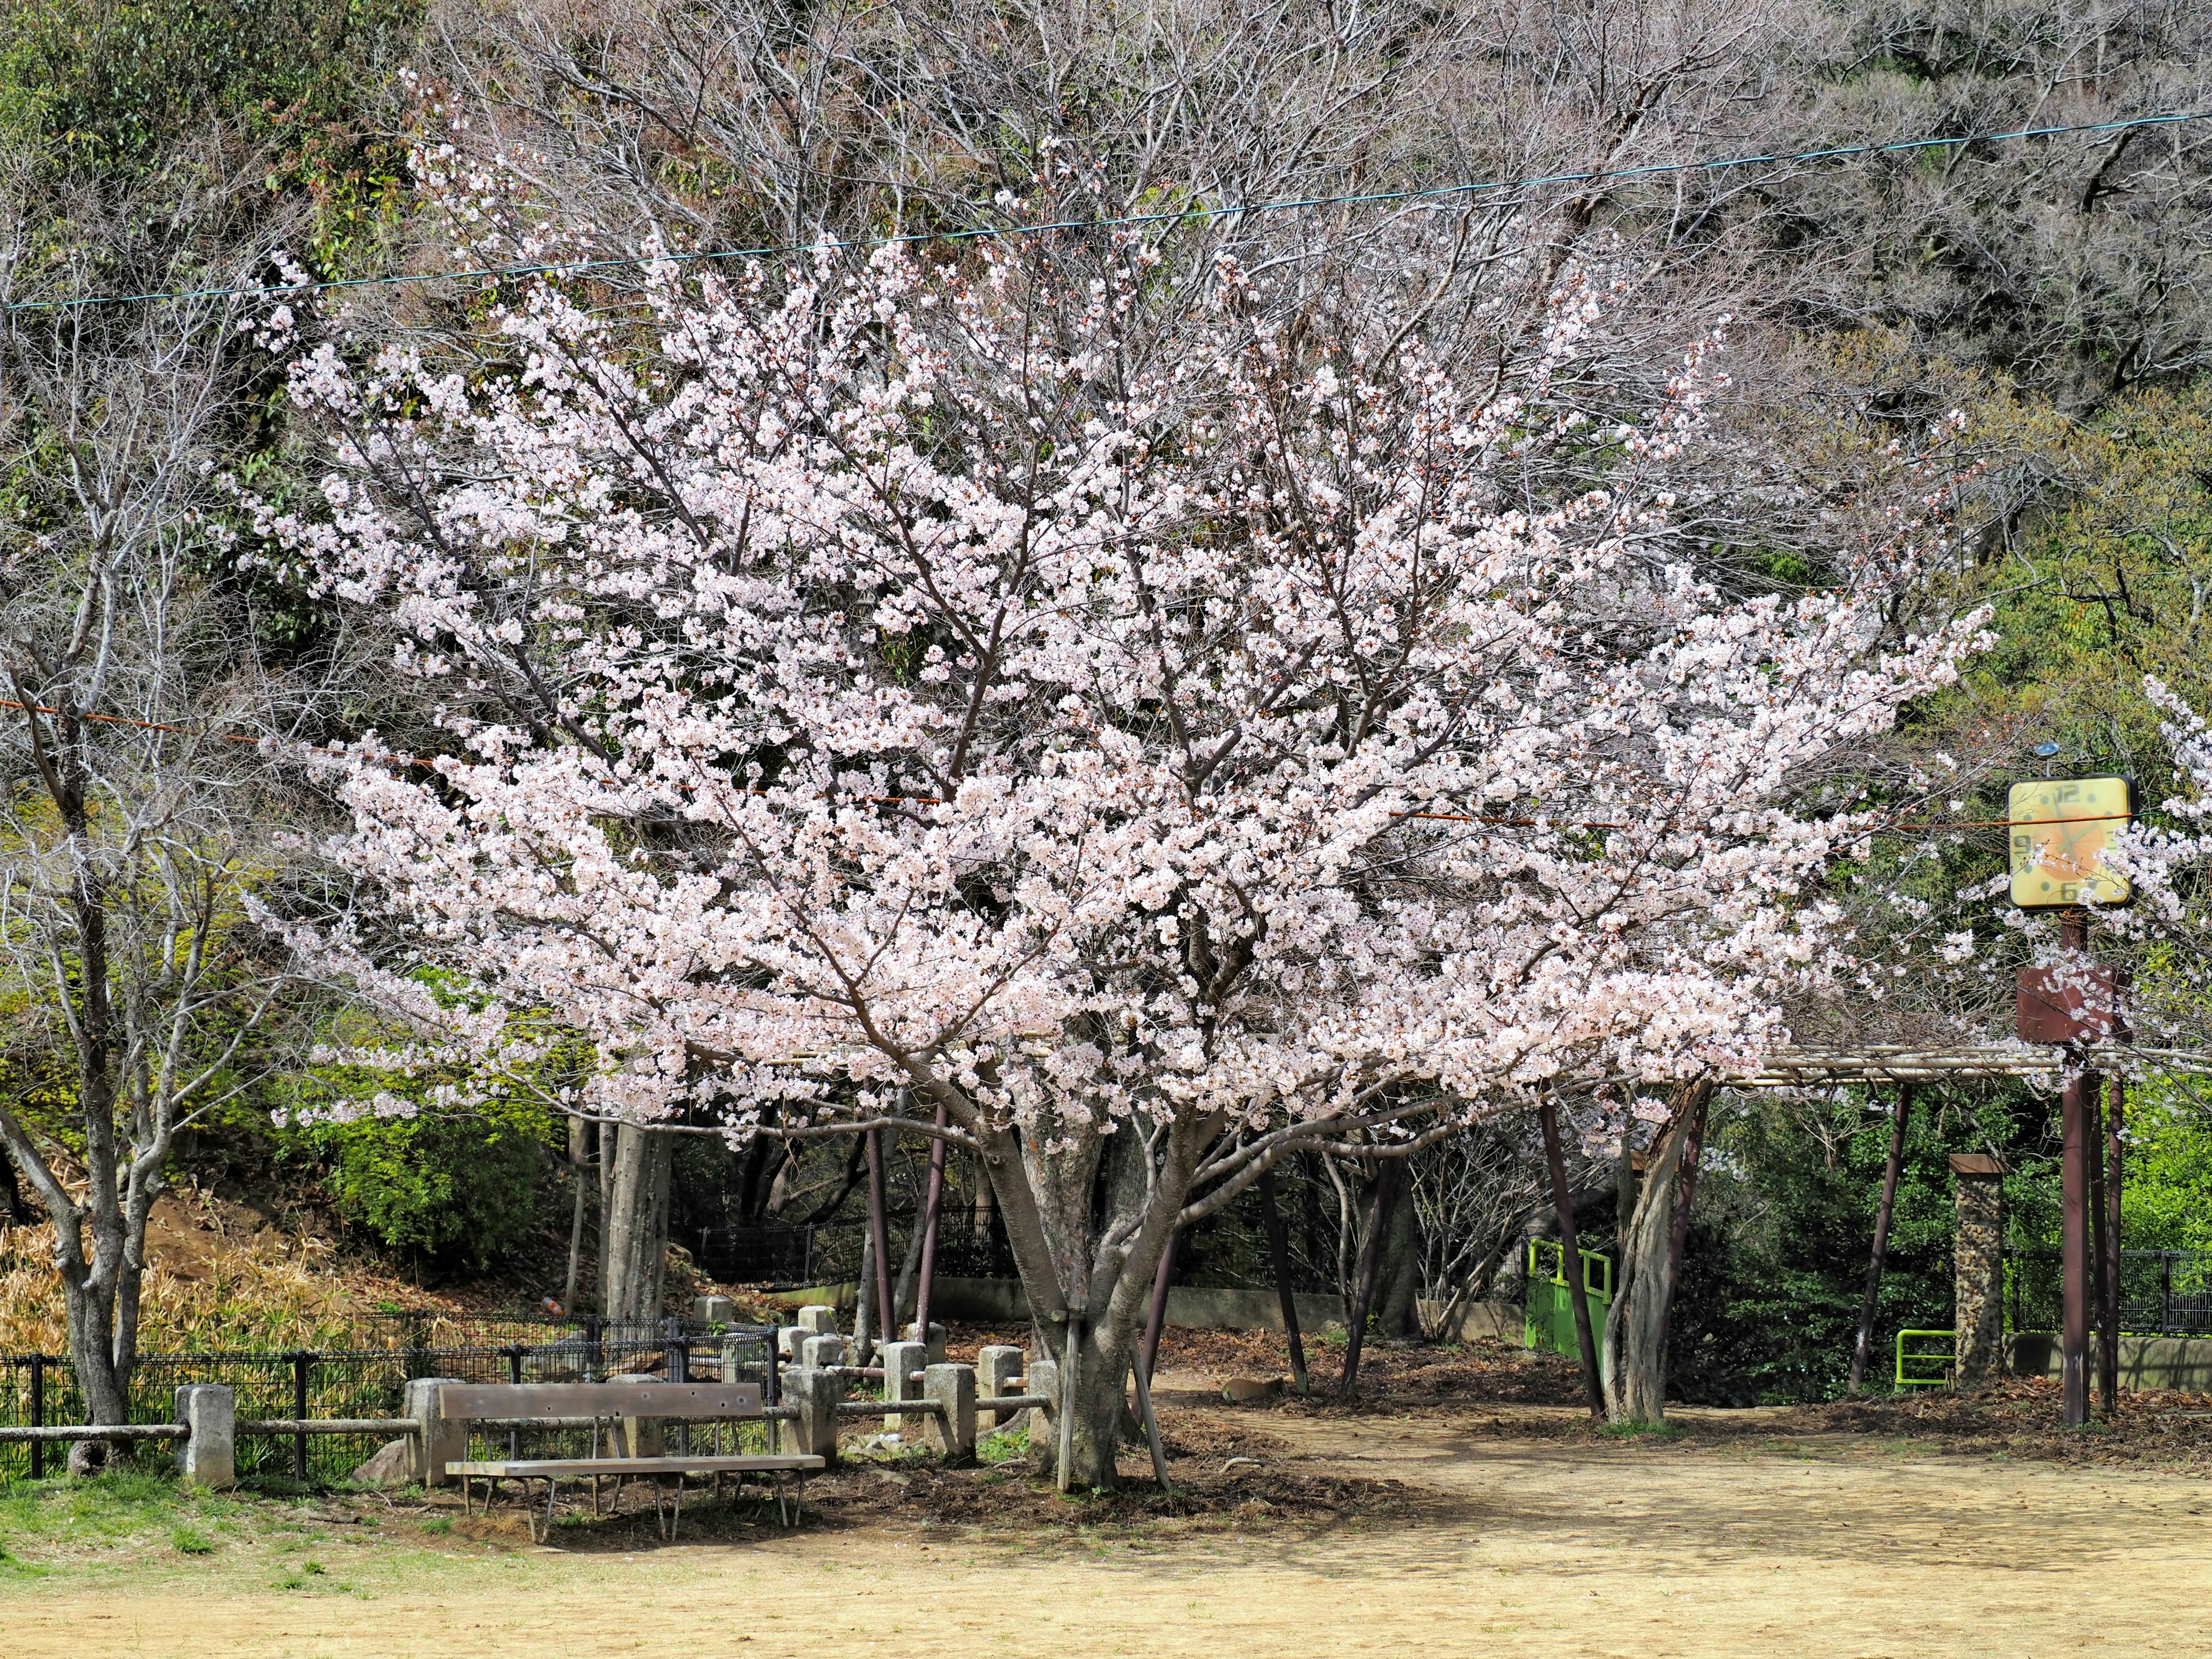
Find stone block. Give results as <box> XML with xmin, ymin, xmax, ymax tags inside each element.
<box><xmin>405</xmin><ymin>1377</ymin><xmax>467</xmax><ymax>1487</ymax></box>
<box><xmin>1026</xmin><ymin>1355</ymin><xmax>1059</xmax><ymax>1440</ymax></box>
<box><xmin>175</xmin><ymin>1384</ymin><xmax>235</xmax><ymax>1490</ymax></box>
<box><xmin>777</xmin><ymin>1324</ymin><xmax>801</xmax><ymax>1361</ymax></box>
<box><xmin>977</xmin><ymin>1344</ymin><xmax>1025</xmax><ymax>1431</ymax></box>
<box><xmin>1955</xmin><ymin>1166</ymin><xmax>2006</xmax><ymax>1385</ymax></box>
<box><xmin>352</xmin><ymin>1438</ymin><xmax>413</xmax><ymax>1489</ymax></box>
<box><xmin>802</xmin><ymin>1334</ymin><xmax>848</xmax><ymax>1369</ymax></box>
<box><xmin>881</xmin><ymin>1339</ymin><xmax>928</xmax><ymax>1430</ymax></box>
<box><xmin>906</xmin><ymin>1321</ymin><xmax>949</xmax><ymax>1362</ymax></box>
<box><xmin>785</xmin><ymin>1366</ymin><xmax>842</xmax><ymax>1464</ymax></box>
<box><xmin>695</xmin><ymin>1294</ymin><xmax>738</xmax><ymax>1325</ymax></box>
<box><xmin>923</xmin><ymin>1362</ymin><xmax>976</xmax><ymax>1461</ymax></box>
<box><xmin>797</xmin><ymin>1304</ymin><xmax>839</xmax><ymax>1336</ymax></box>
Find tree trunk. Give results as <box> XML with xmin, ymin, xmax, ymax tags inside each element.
<box><xmin>601</xmin><ymin>1124</ymin><xmax>674</xmax><ymax>1326</ymax></box>
<box><xmin>564</xmin><ymin>1117</ymin><xmax>593</xmax><ymax>1311</ymax></box>
<box><xmin>1603</xmin><ymin>1081</ymin><xmax>1713</xmax><ymax>1425</ymax></box>
<box><xmin>1376</xmin><ymin>1177</ymin><xmax>1423</xmax><ymax>1338</ymax></box>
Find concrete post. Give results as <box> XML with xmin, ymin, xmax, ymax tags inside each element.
<box><xmin>801</xmin><ymin>1333</ymin><xmax>847</xmax><ymax>1370</ymax></box>
<box><xmin>907</xmin><ymin>1321</ymin><xmax>949</xmax><ymax>1363</ymax></box>
<box><xmin>404</xmin><ymin>1377</ymin><xmax>467</xmax><ymax>1488</ymax></box>
<box><xmin>880</xmin><ymin>1339</ymin><xmax>927</xmax><ymax>1431</ymax></box>
<box><xmin>797</xmin><ymin>1304</ymin><xmax>839</xmax><ymax>1336</ymax></box>
<box><xmin>776</xmin><ymin>1324</ymin><xmax>802</xmax><ymax>1362</ymax></box>
<box><xmin>1026</xmin><ymin>1354</ymin><xmax>1058</xmax><ymax>1445</ymax></box>
<box><xmin>786</xmin><ymin>1366</ymin><xmax>842</xmax><ymax>1464</ymax></box>
<box><xmin>922</xmin><ymin>1362</ymin><xmax>976</xmax><ymax>1461</ymax></box>
<box><xmin>977</xmin><ymin>1344</ymin><xmax>1024</xmax><ymax>1432</ymax></box>
<box><xmin>175</xmin><ymin>1384</ymin><xmax>236</xmax><ymax>1490</ymax></box>
<box><xmin>695</xmin><ymin>1294</ymin><xmax>737</xmax><ymax>1325</ymax></box>
<box><xmin>1952</xmin><ymin>1154</ymin><xmax>2009</xmax><ymax>1386</ymax></box>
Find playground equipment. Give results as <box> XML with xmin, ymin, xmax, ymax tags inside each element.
<box><xmin>1524</xmin><ymin>1240</ymin><xmax>1612</xmax><ymax>1380</ymax></box>
<box><xmin>1895</xmin><ymin>1329</ymin><xmax>1957</xmax><ymax>1389</ymax></box>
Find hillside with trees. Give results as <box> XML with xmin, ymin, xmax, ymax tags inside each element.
<box><xmin>2</xmin><ymin>0</ymin><xmax>2210</xmax><ymax>1467</ymax></box>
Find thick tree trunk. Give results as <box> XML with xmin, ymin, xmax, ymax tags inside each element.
<box><xmin>1603</xmin><ymin>1081</ymin><xmax>1713</xmax><ymax>1425</ymax></box>
<box><xmin>564</xmin><ymin>1117</ymin><xmax>593</xmax><ymax>1311</ymax></box>
<box><xmin>601</xmin><ymin>1124</ymin><xmax>674</xmax><ymax>1325</ymax></box>
<box><xmin>1376</xmin><ymin>1180</ymin><xmax>1423</xmax><ymax>1338</ymax></box>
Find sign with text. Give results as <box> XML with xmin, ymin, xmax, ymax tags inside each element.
<box><xmin>2007</xmin><ymin>776</ymin><xmax>2136</xmax><ymax>908</ymax></box>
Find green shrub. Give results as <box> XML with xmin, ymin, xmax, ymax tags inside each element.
<box><xmin>302</xmin><ymin>1102</ymin><xmax>551</xmax><ymax>1272</ymax></box>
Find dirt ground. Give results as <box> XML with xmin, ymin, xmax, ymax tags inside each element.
<box><xmin>7</xmin><ymin>1332</ymin><xmax>2212</xmax><ymax>1658</ymax></box>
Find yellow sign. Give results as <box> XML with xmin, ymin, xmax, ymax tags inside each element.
<box><xmin>2008</xmin><ymin>777</ymin><xmax>2135</xmax><ymax>908</ymax></box>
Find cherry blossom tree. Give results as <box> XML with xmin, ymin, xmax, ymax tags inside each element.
<box><xmin>254</xmin><ymin>215</ymin><xmax>1988</xmax><ymax>1472</ymax></box>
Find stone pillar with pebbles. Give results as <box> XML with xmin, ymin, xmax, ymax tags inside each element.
<box><xmin>1952</xmin><ymin>1153</ymin><xmax>2009</xmax><ymax>1386</ymax></box>
<box><xmin>175</xmin><ymin>1384</ymin><xmax>236</xmax><ymax>1490</ymax></box>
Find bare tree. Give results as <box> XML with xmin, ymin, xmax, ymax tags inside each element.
<box><xmin>0</xmin><ymin>154</ymin><xmax>305</xmax><ymax>1461</ymax></box>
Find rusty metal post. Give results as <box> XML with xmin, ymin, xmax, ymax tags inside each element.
<box><xmin>2101</xmin><ymin>1074</ymin><xmax>2124</xmax><ymax>1414</ymax></box>
<box><xmin>1539</xmin><ymin>1097</ymin><xmax>1605</xmax><ymax>1420</ymax></box>
<box><xmin>1257</xmin><ymin>1165</ymin><xmax>1310</xmax><ymax>1395</ymax></box>
<box><xmin>912</xmin><ymin>1101</ymin><xmax>950</xmax><ymax>1345</ymax></box>
<box><xmin>863</xmin><ymin>1127</ymin><xmax>895</xmax><ymax>1365</ymax></box>
<box><xmin>1340</xmin><ymin>1159</ymin><xmax>1404</xmax><ymax>1399</ymax></box>
<box><xmin>1140</xmin><ymin>1227</ymin><xmax>1180</xmax><ymax>1382</ymax></box>
<box><xmin>1849</xmin><ymin>1085</ymin><xmax>1914</xmax><ymax>1394</ymax></box>
<box><xmin>28</xmin><ymin>1354</ymin><xmax>45</xmax><ymax>1479</ymax></box>
<box><xmin>2059</xmin><ymin>915</ymin><xmax>2091</xmax><ymax>1426</ymax></box>
<box><xmin>290</xmin><ymin>1351</ymin><xmax>312</xmax><ymax>1482</ymax></box>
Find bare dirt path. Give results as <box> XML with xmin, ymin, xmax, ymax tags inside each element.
<box><xmin>11</xmin><ymin>1367</ymin><xmax>2212</xmax><ymax>1658</ymax></box>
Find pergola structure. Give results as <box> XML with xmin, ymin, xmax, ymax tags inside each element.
<box><xmin>1722</xmin><ymin>1040</ymin><xmax>2212</xmax><ymax>1421</ymax></box>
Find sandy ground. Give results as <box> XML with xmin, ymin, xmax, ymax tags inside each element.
<box><xmin>9</xmin><ymin>1372</ymin><xmax>2212</xmax><ymax>1658</ymax></box>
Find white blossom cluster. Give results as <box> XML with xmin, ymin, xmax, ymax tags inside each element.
<box><xmin>251</xmin><ymin>227</ymin><xmax>1991</xmax><ymax>1153</ymax></box>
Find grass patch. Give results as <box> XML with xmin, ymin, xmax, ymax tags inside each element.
<box><xmin>170</xmin><ymin>1525</ymin><xmax>217</xmax><ymax>1555</ymax></box>
<box><xmin>977</xmin><ymin>1426</ymin><xmax>1029</xmax><ymax>1465</ymax></box>
<box><xmin>1603</xmin><ymin>1419</ymin><xmax>1685</xmax><ymax>1442</ymax></box>
<box><xmin>416</xmin><ymin>1516</ymin><xmax>453</xmax><ymax>1535</ymax></box>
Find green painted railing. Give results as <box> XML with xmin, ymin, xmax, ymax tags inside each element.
<box><xmin>1895</xmin><ymin>1328</ymin><xmax>1956</xmax><ymax>1389</ymax></box>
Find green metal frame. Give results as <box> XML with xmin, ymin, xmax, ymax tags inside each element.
<box><xmin>1895</xmin><ymin>1328</ymin><xmax>1956</xmax><ymax>1389</ymax></box>
<box><xmin>1524</xmin><ymin>1241</ymin><xmax>1613</xmax><ymax>1370</ymax></box>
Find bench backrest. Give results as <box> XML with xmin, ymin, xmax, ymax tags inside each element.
<box><xmin>438</xmin><ymin>1381</ymin><xmax>763</xmax><ymax>1421</ymax></box>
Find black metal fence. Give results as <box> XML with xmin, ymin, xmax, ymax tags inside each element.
<box><xmin>2005</xmin><ymin>1248</ymin><xmax>2212</xmax><ymax>1337</ymax></box>
<box><xmin>0</xmin><ymin>1324</ymin><xmax>776</xmax><ymax>1484</ymax></box>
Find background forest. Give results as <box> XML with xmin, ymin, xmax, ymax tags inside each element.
<box><xmin>1</xmin><ymin>0</ymin><xmax>2209</xmax><ymax>1411</ymax></box>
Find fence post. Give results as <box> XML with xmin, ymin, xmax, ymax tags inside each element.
<box><xmin>922</xmin><ymin>1362</ymin><xmax>975</xmax><ymax>1461</ymax></box>
<box><xmin>504</xmin><ymin>1344</ymin><xmax>525</xmax><ymax>1460</ymax></box>
<box><xmin>976</xmin><ymin>1345</ymin><xmax>1023</xmax><ymax>1433</ymax></box>
<box><xmin>28</xmin><ymin>1354</ymin><xmax>45</xmax><ymax>1480</ymax></box>
<box><xmin>289</xmin><ymin>1351</ymin><xmax>313</xmax><ymax>1483</ymax></box>
<box><xmin>2162</xmin><ymin>1252</ymin><xmax>2175</xmax><ymax>1336</ymax></box>
<box><xmin>404</xmin><ymin>1377</ymin><xmax>465</xmax><ymax>1487</ymax></box>
<box><xmin>584</xmin><ymin>1315</ymin><xmax>603</xmax><ymax>1383</ymax></box>
<box><xmin>176</xmin><ymin>1384</ymin><xmax>237</xmax><ymax>1490</ymax></box>
<box><xmin>786</xmin><ymin>1366</ymin><xmax>840</xmax><ymax>1465</ymax></box>
<box><xmin>881</xmin><ymin>1339</ymin><xmax>926</xmax><ymax>1432</ymax></box>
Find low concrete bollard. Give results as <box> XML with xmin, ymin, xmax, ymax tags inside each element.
<box><xmin>776</xmin><ymin>1325</ymin><xmax>802</xmax><ymax>1362</ymax></box>
<box><xmin>797</xmin><ymin>1304</ymin><xmax>839</xmax><ymax>1336</ymax></box>
<box><xmin>906</xmin><ymin>1321</ymin><xmax>949</xmax><ymax>1363</ymax></box>
<box><xmin>695</xmin><ymin>1294</ymin><xmax>738</xmax><ymax>1325</ymax></box>
<box><xmin>175</xmin><ymin>1384</ymin><xmax>236</xmax><ymax>1490</ymax></box>
<box><xmin>880</xmin><ymin>1339</ymin><xmax>927</xmax><ymax>1431</ymax></box>
<box><xmin>923</xmin><ymin>1363</ymin><xmax>976</xmax><ymax>1461</ymax></box>
<box><xmin>786</xmin><ymin>1366</ymin><xmax>843</xmax><ymax>1465</ymax></box>
<box><xmin>802</xmin><ymin>1333</ymin><xmax>848</xmax><ymax>1370</ymax></box>
<box><xmin>405</xmin><ymin>1377</ymin><xmax>467</xmax><ymax>1487</ymax></box>
<box><xmin>977</xmin><ymin>1345</ymin><xmax>1024</xmax><ymax>1432</ymax></box>
<box><xmin>1025</xmin><ymin>1355</ymin><xmax>1058</xmax><ymax>1443</ymax></box>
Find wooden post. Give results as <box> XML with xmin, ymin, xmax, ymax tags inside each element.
<box><xmin>1537</xmin><ymin>1098</ymin><xmax>1605</xmax><ymax>1419</ymax></box>
<box><xmin>2101</xmin><ymin>1074</ymin><xmax>2124</xmax><ymax>1415</ymax></box>
<box><xmin>2060</xmin><ymin>919</ymin><xmax>2091</xmax><ymax>1427</ymax></box>
<box><xmin>1848</xmin><ymin>1085</ymin><xmax>1914</xmax><ymax>1394</ymax></box>
<box><xmin>1140</xmin><ymin>1228</ymin><xmax>1180</xmax><ymax>1383</ymax></box>
<box><xmin>912</xmin><ymin>1101</ymin><xmax>950</xmax><ymax>1344</ymax></box>
<box><xmin>1340</xmin><ymin>1160</ymin><xmax>1404</xmax><ymax>1399</ymax></box>
<box><xmin>1257</xmin><ymin>1165</ymin><xmax>1310</xmax><ymax>1395</ymax></box>
<box><xmin>863</xmin><ymin>1128</ymin><xmax>895</xmax><ymax>1366</ymax></box>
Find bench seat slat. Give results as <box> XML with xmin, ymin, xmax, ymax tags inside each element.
<box><xmin>447</xmin><ymin>1456</ymin><xmax>822</xmax><ymax>1477</ymax></box>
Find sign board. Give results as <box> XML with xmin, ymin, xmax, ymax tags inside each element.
<box><xmin>2006</xmin><ymin>777</ymin><xmax>2136</xmax><ymax>908</ymax></box>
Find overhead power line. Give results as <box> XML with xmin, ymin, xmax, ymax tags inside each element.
<box><xmin>6</xmin><ymin>108</ymin><xmax>2206</xmax><ymax>315</ymax></box>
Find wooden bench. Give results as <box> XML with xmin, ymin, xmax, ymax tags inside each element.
<box><xmin>439</xmin><ymin>1381</ymin><xmax>821</xmax><ymax>1540</ymax></box>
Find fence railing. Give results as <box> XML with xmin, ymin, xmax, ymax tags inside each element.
<box><xmin>2005</xmin><ymin>1247</ymin><xmax>2212</xmax><ymax>1338</ymax></box>
<box><xmin>0</xmin><ymin>1326</ymin><xmax>775</xmax><ymax>1484</ymax></box>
